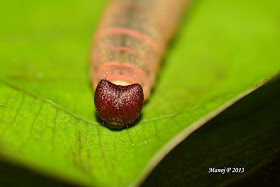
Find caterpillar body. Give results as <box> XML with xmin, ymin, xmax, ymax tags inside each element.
<box><xmin>90</xmin><ymin>0</ymin><xmax>187</xmax><ymax>129</ymax></box>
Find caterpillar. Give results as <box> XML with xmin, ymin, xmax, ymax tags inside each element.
<box><xmin>90</xmin><ymin>0</ymin><xmax>187</xmax><ymax>129</ymax></box>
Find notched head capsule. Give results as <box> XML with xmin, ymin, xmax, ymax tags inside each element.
<box><xmin>94</xmin><ymin>79</ymin><xmax>144</xmax><ymax>129</ymax></box>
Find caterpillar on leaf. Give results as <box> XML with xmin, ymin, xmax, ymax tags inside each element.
<box><xmin>90</xmin><ymin>0</ymin><xmax>188</xmax><ymax>129</ymax></box>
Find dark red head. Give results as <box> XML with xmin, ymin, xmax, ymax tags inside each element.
<box><xmin>94</xmin><ymin>79</ymin><xmax>144</xmax><ymax>129</ymax></box>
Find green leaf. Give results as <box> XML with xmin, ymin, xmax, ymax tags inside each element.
<box><xmin>0</xmin><ymin>0</ymin><xmax>279</xmax><ymax>186</ymax></box>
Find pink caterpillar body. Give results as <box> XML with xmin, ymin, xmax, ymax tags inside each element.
<box><xmin>90</xmin><ymin>0</ymin><xmax>187</xmax><ymax>128</ymax></box>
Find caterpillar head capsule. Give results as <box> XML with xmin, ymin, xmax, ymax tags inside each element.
<box><xmin>94</xmin><ymin>79</ymin><xmax>144</xmax><ymax>129</ymax></box>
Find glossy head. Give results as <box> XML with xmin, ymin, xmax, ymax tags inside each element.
<box><xmin>94</xmin><ymin>79</ymin><xmax>144</xmax><ymax>129</ymax></box>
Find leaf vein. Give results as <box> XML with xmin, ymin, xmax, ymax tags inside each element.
<box><xmin>0</xmin><ymin>81</ymin><xmax>98</xmax><ymax>125</ymax></box>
